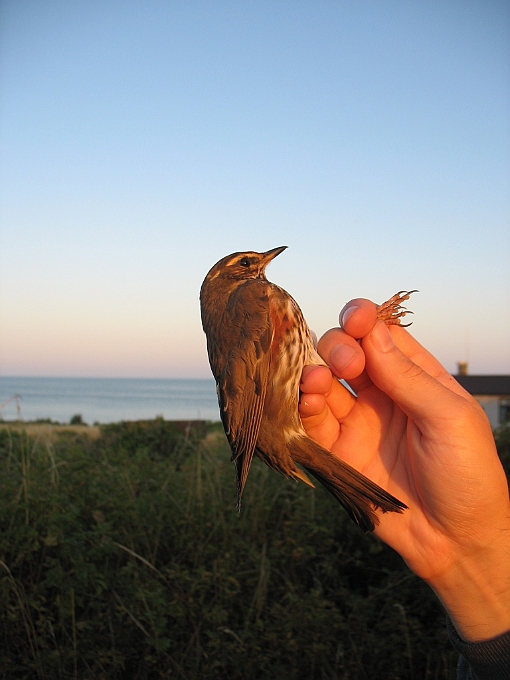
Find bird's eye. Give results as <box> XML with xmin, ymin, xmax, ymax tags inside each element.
<box><xmin>239</xmin><ymin>257</ymin><xmax>251</xmax><ymax>267</ymax></box>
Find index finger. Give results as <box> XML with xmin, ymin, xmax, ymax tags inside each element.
<box><xmin>340</xmin><ymin>299</ymin><xmax>472</xmax><ymax>401</ymax></box>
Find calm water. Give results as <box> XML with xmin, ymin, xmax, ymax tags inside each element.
<box><xmin>0</xmin><ymin>377</ymin><xmax>220</xmax><ymax>424</ymax></box>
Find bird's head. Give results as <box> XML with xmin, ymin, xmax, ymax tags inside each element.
<box><xmin>202</xmin><ymin>246</ymin><xmax>288</xmax><ymax>285</ymax></box>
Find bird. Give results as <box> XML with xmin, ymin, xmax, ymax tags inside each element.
<box><xmin>200</xmin><ymin>246</ymin><xmax>413</xmax><ymax>532</ymax></box>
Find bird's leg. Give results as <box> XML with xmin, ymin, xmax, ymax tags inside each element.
<box><xmin>376</xmin><ymin>290</ymin><xmax>417</xmax><ymax>327</ymax></box>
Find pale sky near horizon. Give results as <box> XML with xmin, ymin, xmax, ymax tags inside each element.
<box><xmin>1</xmin><ymin>0</ymin><xmax>509</xmax><ymax>378</ymax></box>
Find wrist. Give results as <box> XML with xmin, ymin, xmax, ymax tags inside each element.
<box><xmin>426</xmin><ymin>525</ymin><xmax>510</xmax><ymax>643</ymax></box>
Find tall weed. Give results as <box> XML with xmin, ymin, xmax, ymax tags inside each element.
<box><xmin>3</xmin><ymin>421</ymin><xmax>505</xmax><ymax>678</ymax></box>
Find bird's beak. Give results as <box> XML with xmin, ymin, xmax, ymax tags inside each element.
<box><xmin>261</xmin><ymin>246</ymin><xmax>288</xmax><ymax>265</ymax></box>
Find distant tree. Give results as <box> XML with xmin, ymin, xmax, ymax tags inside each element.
<box><xmin>69</xmin><ymin>414</ymin><xmax>86</xmax><ymax>425</ymax></box>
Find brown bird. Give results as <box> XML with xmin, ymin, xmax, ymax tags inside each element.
<box><xmin>200</xmin><ymin>247</ymin><xmax>412</xmax><ymax>531</ymax></box>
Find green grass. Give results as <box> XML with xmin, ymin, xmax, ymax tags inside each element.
<box><xmin>1</xmin><ymin>419</ymin><xmax>507</xmax><ymax>679</ymax></box>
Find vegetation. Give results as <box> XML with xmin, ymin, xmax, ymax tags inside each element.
<box><xmin>1</xmin><ymin>419</ymin><xmax>508</xmax><ymax>679</ymax></box>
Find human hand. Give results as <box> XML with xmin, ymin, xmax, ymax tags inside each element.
<box><xmin>299</xmin><ymin>298</ymin><xmax>510</xmax><ymax>642</ymax></box>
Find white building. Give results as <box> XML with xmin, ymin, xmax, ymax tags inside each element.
<box><xmin>453</xmin><ymin>375</ymin><xmax>510</xmax><ymax>430</ymax></box>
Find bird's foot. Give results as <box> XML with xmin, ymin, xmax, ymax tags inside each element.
<box><xmin>376</xmin><ymin>290</ymin><xmax>417</xmax><ymax>327</ymax></box>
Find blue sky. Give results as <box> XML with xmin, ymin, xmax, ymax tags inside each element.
<box><xmin>1</xmin><ymin>0</ymin><xmax>509</xmax><ymax>378</ymax></box>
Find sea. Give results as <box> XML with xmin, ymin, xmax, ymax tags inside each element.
<box><xmin>0</xmin><ymin>377</ymin><xmax>220</xmax><ymax>425</ymax></box>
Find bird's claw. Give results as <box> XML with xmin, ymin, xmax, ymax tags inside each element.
<box><xmin>376</xmin><ymin>290</ymin><xmax>418</xmax><ymax>326</ymax></box>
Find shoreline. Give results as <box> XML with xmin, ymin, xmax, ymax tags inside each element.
<box><xmin>0</xmin><ymin>418</ymin><xmax>218</xmax><ymax>441</ymax></box>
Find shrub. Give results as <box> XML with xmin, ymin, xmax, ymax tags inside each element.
<box><xmin>4</xmin><ymin>418</ymin><xmax>501</xmax><ymax>678</ymax></box>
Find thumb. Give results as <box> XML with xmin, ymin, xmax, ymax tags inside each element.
<box><xmin>363</xmin><ymin>321</ymin><xmax>460</xmax><ymax>422</ymax></box>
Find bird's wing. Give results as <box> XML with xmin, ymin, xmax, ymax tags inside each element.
<box><xmin>208</xmin><ymin>280</ymin><xmax>273</xmax><ymax>507</ymax></box>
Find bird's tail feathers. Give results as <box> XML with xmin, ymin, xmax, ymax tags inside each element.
<box><xmin>290</xmin><ymin>436</ymin><xmax>407</xmax><ymax>532</ymax></box>
<box><xmin>233</xmin><ymin>449</ymin><xmax>255</xmax><ymax>511</ymax></box>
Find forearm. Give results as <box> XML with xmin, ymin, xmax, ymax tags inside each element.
<box><xmin>426</xmin><ymin>529</ymin><xmax>510</xmax><ymax>643</ymax></box>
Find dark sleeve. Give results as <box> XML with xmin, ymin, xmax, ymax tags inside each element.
<box><xmin>447</xmin><ymin>619</ymin><xmax>510</xmax><ymax>680</ymax></box>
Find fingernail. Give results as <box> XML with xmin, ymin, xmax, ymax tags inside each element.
<box><xmin>371</xmin><ymin>321</ymin><xmax>395</xmax><ymax>352</ymax></box>
<box><xmin>340</xmin><ymin>305</ymin><xmax>360</xmax><ymax>328</ymax></box>
<box><xmin>330</xmin><ymin>343</ymin><xmax>358</xmax><ymax>371</ymax></box>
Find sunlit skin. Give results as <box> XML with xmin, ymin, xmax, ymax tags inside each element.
<box><xmin>299</xmin><ymin>298</ymin><xmax>510</xmax><ymax>643</ymax></box>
